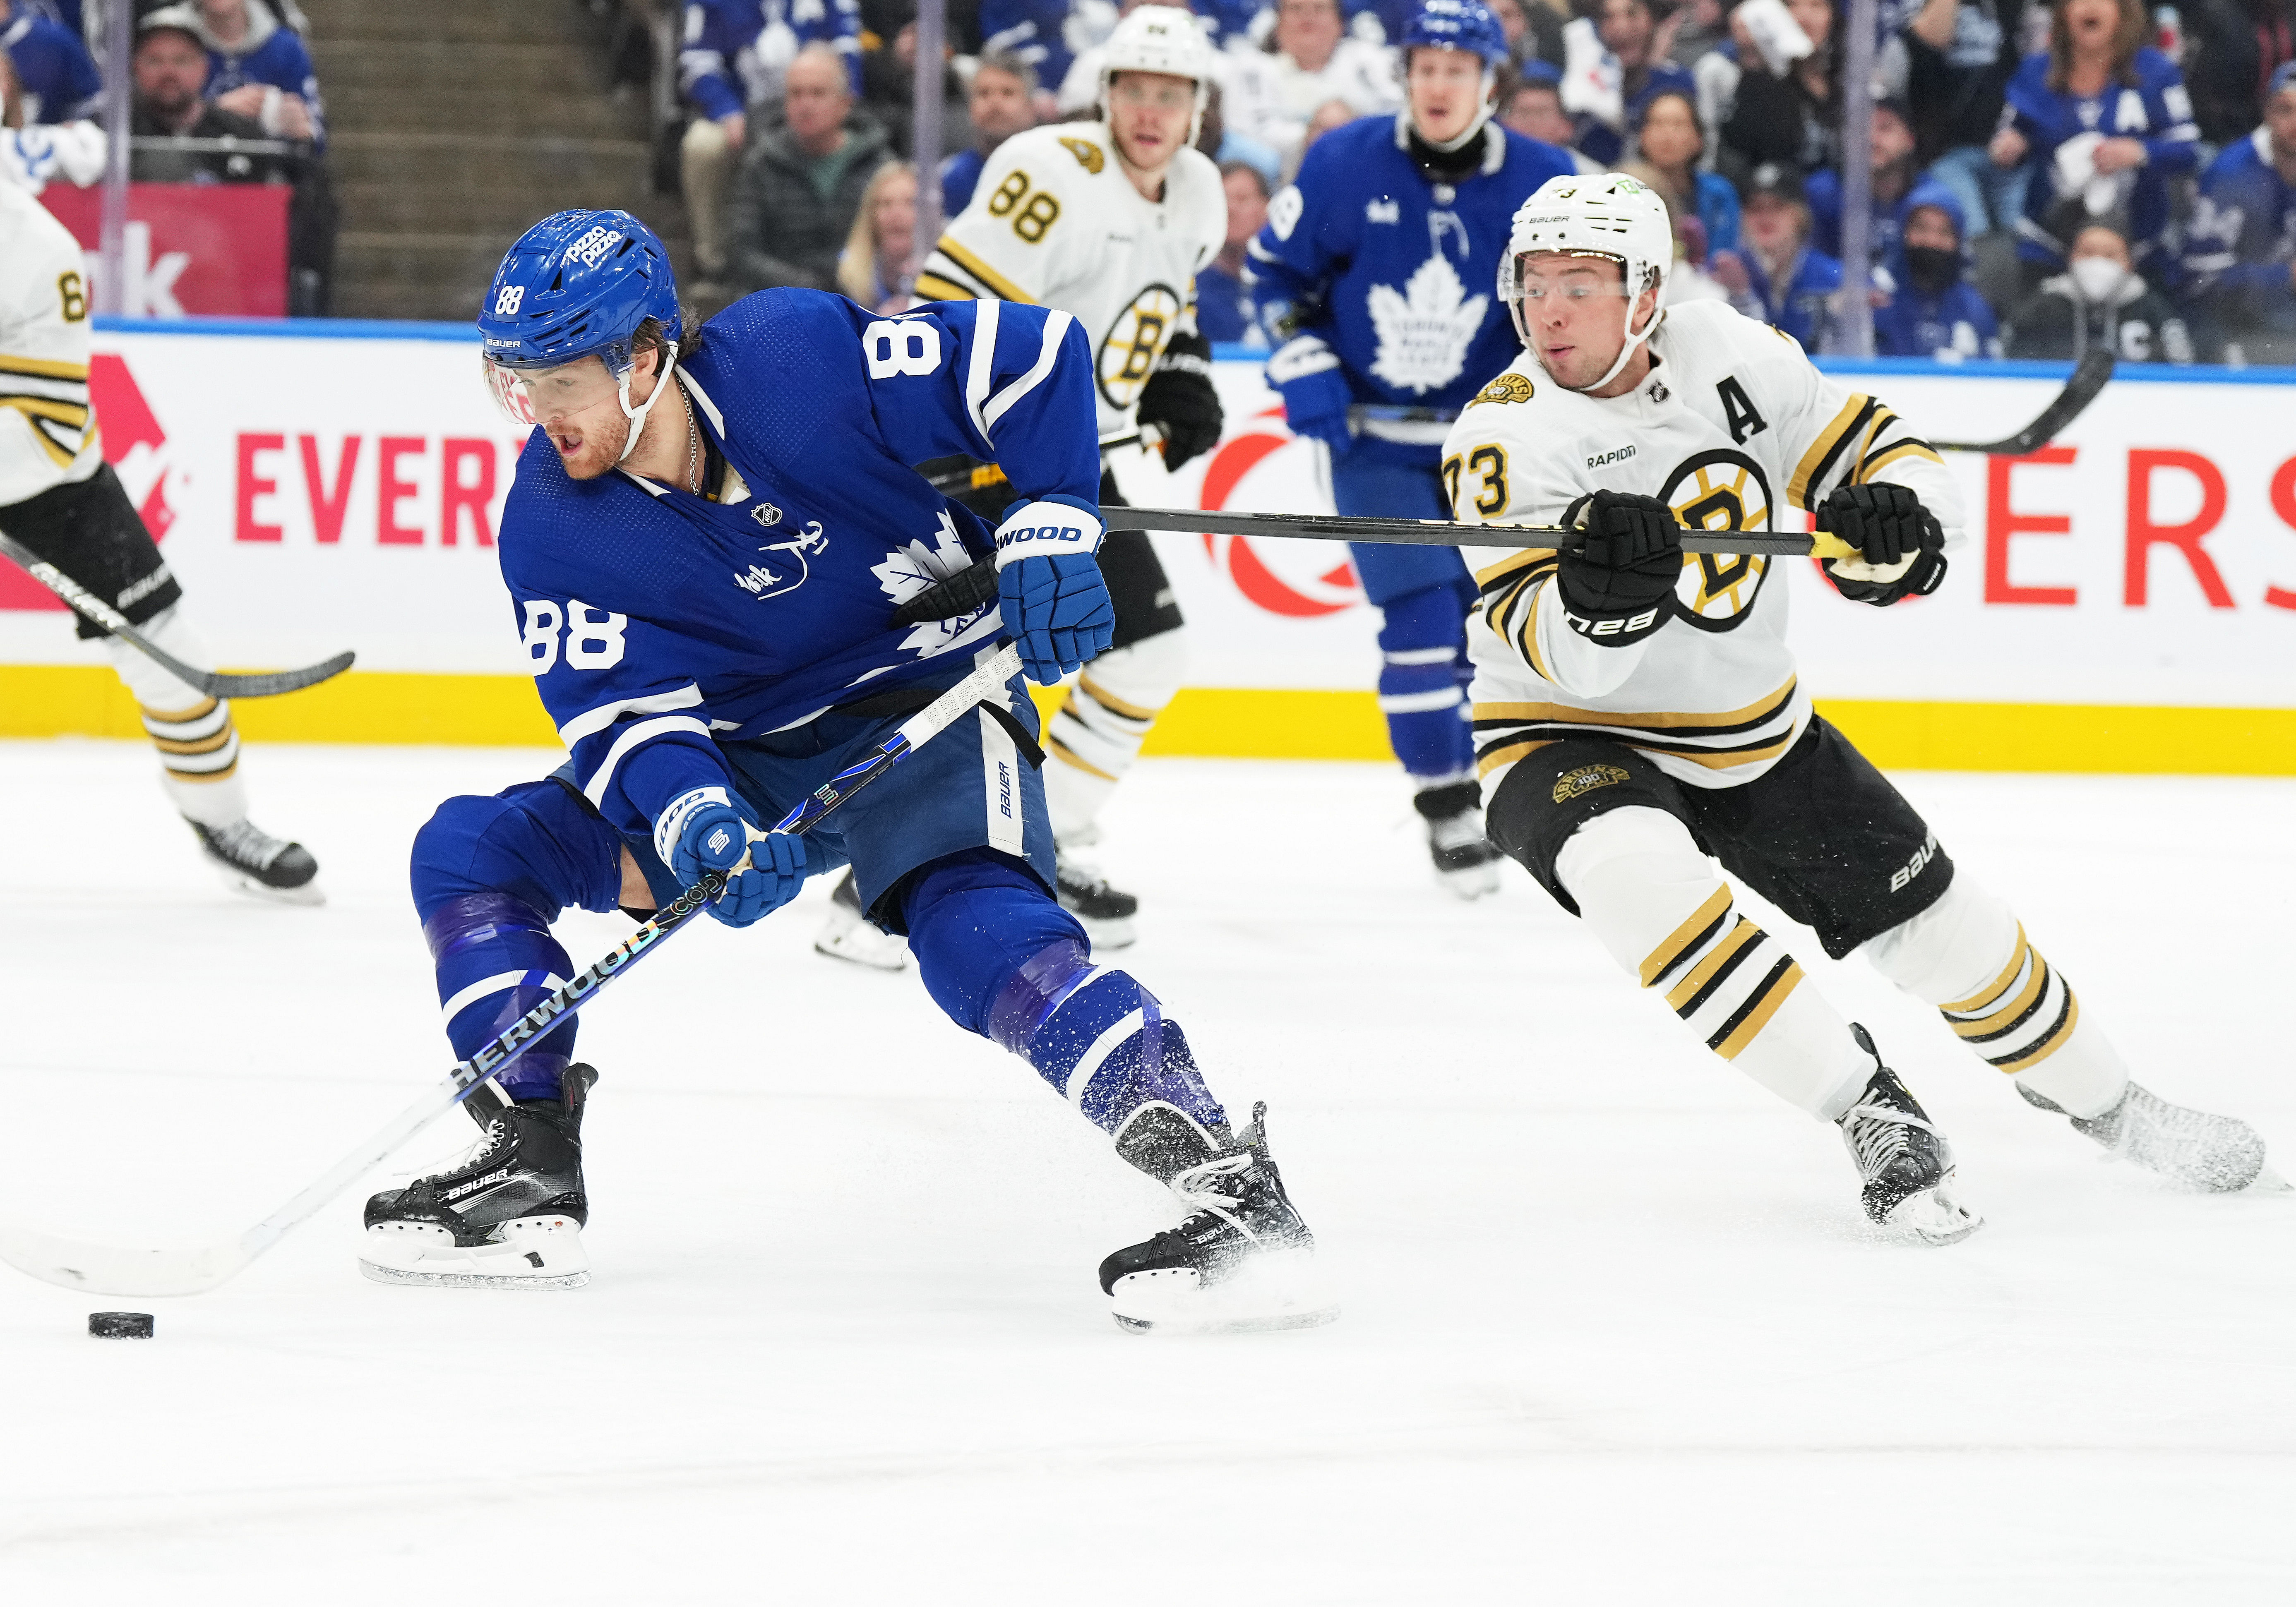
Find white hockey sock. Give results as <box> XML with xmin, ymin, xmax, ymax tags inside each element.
<box><xmin>1858</xmin><ymin>877</ymin><xmax>2129</xmax><ymax>1119</ymax></box>
<box><xmin>1558</xmin><ymin>807</ymin><xmax>1871</xmax><ymax>1120</ymax></box>
<box><xmin>1043</xmin><ymin>627</ymin><xmax>1185</xmax><ymax>848</ymax></box>
<box><xmin>103</xmin><ymin>605</ymin><xmax>250</xmax><ymax>828</ymax></box>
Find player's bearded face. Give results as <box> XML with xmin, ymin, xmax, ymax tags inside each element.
<box><xmin>1407</xmin><ymin>48</ymin><xmax>1489</xmax><ymax>146</ymax></box>
<box><xmin>1109</xmin><ymin>72</ymin><xmax>1195</xmax><ymax>170</ymax></box>
<box><xmin>492</xmin><ymin>353</ymin><xmax>644</xmax><ymax>479</ymax></box>
<box><xmin>1518</xmin><ymin>253</ymin><xmax>1648</xmax><ymax>389</ymax></box>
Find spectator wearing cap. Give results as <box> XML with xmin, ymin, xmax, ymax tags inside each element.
<box><xmin>939</xmin><ymin>51</ymin><xmax>1038</xmax><ymax>217</ymax></box>
<box><xmin>1805</xmin><ymin>97</ymin><xmax>1919</xmax><ymax>268</ymax></box>
<box><xmin>1874</xmin><ymin>180</ymin><xmax>2004</xmax><ymax>358</ymax></box>
<box><xmin>1561</xmin><ymin>0</ymin><xmax>1696</xmax><ymax>167</ymax></box>
<box><xmin>2181</xmin><ymin>60</ymin><xmax>2296</xmax><ymax>362</ymax></box>
<box><xmin>189</xmin><ymin>0</ymin><xmax>323</xmax><ymax>145</ymax></box>
<box><xmin>1989</xmin><ymin>0</ymin><xmax>2199</xmax><ymax>281</ymax></box>
<box><xmin>725</xmin><ymin>42</ymin><xmax>894</xmax><ymax>294</ymax></box>
<box><xmin>1</xmin><ymin>0</ymin><xmax>99</xmax><ymax>124</ymax></box>
<box><xmin>681</xmin><ymin>0</ymin><xmax>865</xmax><ymax>286</ymax></box>
<box><xmin>1903</xmin><ymin>0</ymin><xmax>2037</xmax><ymax>238</ymax></box>
<box><xmin>1711</xmin><ymin>161</ymin><xmax>1847</xmax><ymax>350</ymax></box>
<box><xmin>2006</xmin><ymin>212</ymin><xmax>2194</xmax><ymax>359</ymax></box>
<box><xmin>1499</xmin><ymin>64</ymin><xmax>1596</xmax><ymax>168</ymax></box>
<box><xmin>1633</xmin><ymin>89</ymin><xmax>1739</xmax><ymax>253</ymax></box>
<box><xmin>1719</xmin><ymin>0</ymin><xmax>1843</xmax><ymax>181</ymax></box>
<box><xmin>1195</xmin><ymin>159</ymin><xmax>1270</xmax><ymax>347</ymax></box>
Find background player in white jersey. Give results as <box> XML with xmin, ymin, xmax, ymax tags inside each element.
<box><xmin>827</xmin><ymin>4</ymin><xmax>1225</xmax><ymax>960</ymax></box>
<box><xmin>1446</xmin><ymin>174</ymin><xmax>2266</xmax><ymax>1240</ymax></box>
<box><xmin>0</xmin><ymin>182</ymin><xmax>320</xmax><ymax>902</ymax></box>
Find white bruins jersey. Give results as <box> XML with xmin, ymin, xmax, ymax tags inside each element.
<box><xmin>919</xmin><ymin>122</ymin><xmax>1224</xmax><ymax>435</ymax></box>
<box><xmin>1445</xmin><ymin>299</ymin><xmax>1965</xmax><ymax>792</ymax></box>
<box><xmin>0</xmin><ymin>182</ymin><xmax>101</xmax><ymax>507</ymax></box>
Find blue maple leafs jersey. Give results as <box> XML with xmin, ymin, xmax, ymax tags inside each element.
<box><xmin>1244</xmin><ymin>116</ymin><xmax>1574</xmax><ymax>413</ymax></box>
<box><xmin>496</xmin><ymin>289</ymin><xmax>1097</xmax><ymax>843</ymax></box>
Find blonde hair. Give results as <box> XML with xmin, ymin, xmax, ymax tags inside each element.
<box><xmin>836</xmin><ymin>161</ymin><xmax>918</xmax><ymax>305</ymax></box>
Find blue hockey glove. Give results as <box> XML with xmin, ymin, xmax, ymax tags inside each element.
<box><xmin>994</xmin><ymin>496</ymin><xmax>1114</xmax><ymax>683</ymax></box>
<box><xmin>656</xmin><ymin>788</ymin><xmax>805</xmax><ymax>928</ymax></box>
<box><xmin>1266</xmin><ymin>335</ymin><xmax>1353</xmax><ymax>453</ymax></box>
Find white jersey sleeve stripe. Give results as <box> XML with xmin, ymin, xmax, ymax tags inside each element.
<box><xmin>965</xmin><ymin>296</ymin><xmax>1002</xmax><ymax>445</ymax></box>
<box><xmin>555</xmin><ymin>683</ymin><xmax>705</xmax><ymax>748</ymax></box>
<box><xmin>581</xmin><ymin>714</ymin><xmax>714</xmax><ymax>806</ymax></box>
<box><xmin>982</xmin><ymin>310</ymin><xmax>1074</xmax><ymax>434</ymax></box>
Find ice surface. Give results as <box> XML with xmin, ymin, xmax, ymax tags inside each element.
<box><xmin>0</xmin><ymin>739</ymin><xmax>2292</xmax><ymax>1602</ymax></box>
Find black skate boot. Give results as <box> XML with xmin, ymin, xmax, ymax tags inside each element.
<box><xmin>1413</xmin><ymin>781</ymin><xmax>1501</xmax><ymax>900</ymax></box>
<box><xmin>188</xmin><ymin>817</ymin><xmax>322</xmax><ymax>905</ymax></box>
<box><xmin>1098</xmin><ymin>1101</ymin><xmax>1337</xmax><ymax>1334</ymax></box>
<box><xmin>360</xmin><ymin>1065</ymin><xmax>598</xmax><ymax>1289</ymax></box>
<box><xmin>811</xmin><ymin>868</ymin><xmax>911</xmax><ymax>970</ymax></box>
<box><xmin>1836</xmin><ymin>1026</ymin><xmax>1983</xmax><ymax>1244</ymax></box>
<box><xmin>2018</xmin><ymin>1081</ymin><xmax>2269</xmax><ymax>1192</ymax></box>
<box><xmin>1056</xmin><ymin>859</ymin><xmax>1138</xmax><ymax>949</ymax></box>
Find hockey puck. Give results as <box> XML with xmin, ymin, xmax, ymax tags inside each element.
<box><xmin>88</xmin><ymin>1311</ymin><xmax>154</xmax><ymax>1340</ymax></box>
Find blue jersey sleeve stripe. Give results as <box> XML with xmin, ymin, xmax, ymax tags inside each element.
<box><xmin>557</xmin><ymin>684</ymin><xmax>706</xmax><ymax>748</ymax></box>
<box><xmin>963</xmin><ymin>299</ymin><xmax>1003</xmax><ymax>447</ymax></box>
<box><xmin>582</xmin><ymin>714</ymin><xmax>716</xmax><ymax>806</ymax></box>
<box><xmin>983</xmin><ymin>310</ymin><xmax>1074</xmax><ymax>434</ymax></box>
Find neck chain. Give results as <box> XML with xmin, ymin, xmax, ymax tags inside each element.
<box><xmin>683</xmin><ymin>395</ymin><xmax>703</xmax><ymax>496</ymax></box>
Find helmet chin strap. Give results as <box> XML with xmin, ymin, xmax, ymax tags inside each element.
<box><xmin>615</xmin><ymin>339</ymin><xmax>681</xmax><ymax>463</ymax></box>
<box><xmin>1568</xmin><ymin>287</ymin><xmax>1662</xmax><ymax>395</ymax></box>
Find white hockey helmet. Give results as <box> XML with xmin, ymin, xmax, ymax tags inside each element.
<box><xmin>1097</xmin><ymin>5</ymin><xmax>1216</xmax><ymax>144</ymax></box>
<box><xmin>1498</xmin><ymin>173</ymin><xmax>1674</xmax><ymax>391</ymax></box>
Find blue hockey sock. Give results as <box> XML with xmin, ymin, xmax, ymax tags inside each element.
<box><xmin>905</xmin><ymin>848</ymin><xmax>1228</xmax><ymax>1135</ymax></box>
<box><xmin>421</xmin><ymin>894</ymin><xmax>578</xmax><ymax>1102</ymax></box>
<box><xmin>1376</xmin><ymin>582</ymin><xmax>1475</xmax><ymax>782</ymax></box>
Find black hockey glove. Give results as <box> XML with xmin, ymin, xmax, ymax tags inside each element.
<box><xmin>1136</xmin><ymin>329</ymin><xmax>1223</xmax><ymax>472</ymax></box>
<box><xmin>1556</xmin><ymin>489</ymin><xmax>1681</xmax><ymax>646</ymax></box>
<box><xmin>1817</xmin><ymin>482</ymin><xmax>1947</xmax><ymax>607</ymax></box>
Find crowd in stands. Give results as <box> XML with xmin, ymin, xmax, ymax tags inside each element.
<box><xmin>678</xmin><ymin>0</ymin><xmax>2296</xmax><ymax>366</ymax></box>
<box><xmin>3</xmin><ymin>0</ymin><xmax>333</xmax><ymax>313</ymax></box>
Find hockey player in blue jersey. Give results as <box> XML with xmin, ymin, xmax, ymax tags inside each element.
<box><xmin>360</xmin><ymin>210</ymin><xmax>1329</xmax><ymax>1335</ymax></box>
<box><xmin>1246</xmin><ymin>0</ymin><xmax>1571</xmax><ymax>897</ymax></box>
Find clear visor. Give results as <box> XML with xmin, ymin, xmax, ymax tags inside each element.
<box><xmin>1511</xmin><ymin>252</ymin><xmax>1633</xmax><ymax>303</ymax></box>
<box><xmin>483</xmin><ymin>353</ymin><xmax>627</xmax><ymax>428</ymax></box>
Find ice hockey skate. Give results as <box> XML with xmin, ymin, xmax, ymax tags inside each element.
<box><xmin>2019</xmin><ymin>1081</ymin><xmax>2270</xmax><ymax>1192</ymax></box>
<box><xmin>1100</xmin><ymin>1101</ymin><xmax>1336</xmax><ymax>1334</ymax></box>
<box><xmin>360</xmin><ymin>1066</ymin><xmax>597</xmax><ymax>1289</ymax></box>
<box><xmin>812</xmin><ymin>869</ymin><xmax>910</xmax><ymax>970</ymax></box>
<box><xmin>190</xmin><ymin>817</ymin><xmax>322</xmax><ymax>905</ymax></box>
<box><xmin>1836</xmin><ymin>1027</ymin><xmax>1982</xmax><ymax>1244</ymax></box>
<box><xmin>1056</xmin><ymin>858</ymin><xmax>1138</xmax><ymax>949</ymax></box>
<box><xmin>1413</xmin><ymin>780</ymin><xmax>1502</xmax><ymax>899</ymax></box>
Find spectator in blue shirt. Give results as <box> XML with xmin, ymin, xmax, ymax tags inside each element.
<box><xmin>1632</xmin><ymin>88</ymin><xmax>1739</xmax><ymax>254</ymax></box>
<box><xmin>2180</xmin><ymin>60</ymin><xmax>2296</xmax><ymax>362</ymax></box>
<box><xmin>937</xmin><ymin>51</ymin><xmax>1038</xmax><ymax>217</ymax></box>
<box><xmin>681</xmin><ymin>0</ymin><xmax>865</xmax><ymax>285</ymax></box>
<box><xmin>1195</xmin><ymin>160</ymin><xmax>1269</xmax><ymax>348</ymax></box>
<box><xmin>189</xmin><ymin>0</ymin><xmax>323</xmax><ymax>146</ymax></box>
<box><xmin>1989</xmin><ymin>0</ymin><xmax>2200</xmax><ymax>279</ymax></box>
<box><xmin>979</xmin><ymin>0</ymin><xmax>1111</xmax><ymax>97</ymax></box>
<box><xmin>1574</xmin><ymin>0</ymin><xmax>1695</xmax><ymax>166</ymax></box>
<box><xmin>1713</xmin><ymin>160</ymin><xmax>1847</xmax><ymax>350</ymax></box>
<box><xmin>1806</xmin><ymin>97</ymin><xmax>1919</xmax><ymax>268</ymax></box>
<box><xmin>1</xmin><ymin>0</ymin><xmax>99</xmax><ymax>124</ymax></box>
<box><xmin>1875</xmin><ymin>180</ymin><xmax>2005</xmax><ymax>359</ymax></box>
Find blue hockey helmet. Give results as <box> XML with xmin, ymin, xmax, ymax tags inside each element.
<box><xmin>1400</xmin><ymin>0</ymin><xmax>1509</xmax><ymax>70</ymax></box>
<box><xmin>478</xmin><ymin>209</ymin><xmax>684</xmax><ymax>456</ymax></box>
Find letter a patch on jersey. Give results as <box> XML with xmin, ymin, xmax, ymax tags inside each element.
<box><xmin>1716</xmin><ymin>375</ymin><xmax>1768</xmax><ymax>444</ymax></box>
<box><xmin>1367</xmin><ymin>257</ymin><xmax>1488</xmax><ymax>394</ymax></box>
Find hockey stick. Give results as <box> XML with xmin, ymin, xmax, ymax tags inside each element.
<box><xmin>0</xmin><ymin>644</ymin><xmax>1027</xmax><ymax>1297</ymax></box>
<box><xmin>921</xmin><ymin>424</ymin><xmax>1165</xmax><ymax>498</ymax></box>
<box><xmin>1345</xmin><ymin>349</ymin><xmax>2115</xmax><ymax>456</ymax></box>
<box><xmin>1923</xmin><ymin>348</ymin><xmax>2114</xmax><ymax>455</ymax></box>
<box><xmin>0</xmin><ymin>525</ymin><xmax>355</xmax><ymax>699</ymax></box>
<box><xmin>893</xmin><ymin>508</ymin><xmax>1861</xmax><ymax>625</ymax></box>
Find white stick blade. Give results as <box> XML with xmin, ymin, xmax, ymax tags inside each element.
<box><xmin>0</xmin><ymin>1223</ymin><xmax>244</xmax><ymax>1297</ymax></box>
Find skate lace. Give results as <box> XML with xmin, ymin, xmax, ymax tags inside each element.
<box><xmin>1840</xmin><ymin>1101</ymin><xmax>1939</xmax><ymax>1180</ymax></box>
<box><xmin>210</xmin><ymin>818</ymin><xmax>288</xmax><ymax>871</ymax></box>
<box><xmin>1170</xmin><ymin>1151</ymin><xmax>1256</xmax><ymax>1237</ymax></box>
<box><xmin>422</xmin><ymin>1115</ymin><xmax>512</xmax><ymax>1182</ymax></box>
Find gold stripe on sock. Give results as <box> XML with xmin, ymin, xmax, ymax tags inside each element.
<box><xmin>1941</xmin><ymin>924</ymin><xmax>2030</xmax><ymax>1014</ymax></box>
<box><xmin>1640</xmin><ymin>886</ymin><xmax>1734</xmax><ymax>988</ymax></box>
<box><xmin>1711</xmin><ymin>960</ymin><xmax>1806</xmax><ymax>1060</ymax></box>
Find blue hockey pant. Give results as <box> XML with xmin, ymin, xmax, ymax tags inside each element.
<box><xmin>1333</xmin><ymin>447</ymin><xmax>1477</xmax><ymax>785</ymax></box>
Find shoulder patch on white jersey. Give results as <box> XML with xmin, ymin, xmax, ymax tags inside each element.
<box><xmin>1467</xmin><ymin>372</ymin><xmax>1535</xmax><ymax>408</ymax></box>
<box><xmin>1057</xmin><ymin>136</ymin><xmax>1105</xmax><ymax>174</ymax></box>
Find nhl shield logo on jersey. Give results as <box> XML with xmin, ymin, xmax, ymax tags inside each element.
<box><xmin>750</xmin><ymin>501</ymin><xmax>782</xmax><ymax>527</ymax></box>
<box><xmin>1098</xmin><ymin>283</ymin><xmax>1184</xmax><ymax>410</ymax></box>
<box><xmin>1658</xmin><ymin>448</ymin><xmax>1778</xmax><ymax>632</ymax></box>
<box><xmin>1367</xmin><ymin>257</ymin><xmax>1488</xmax><ymax>394</ymax></box>
<box><xmin>1467</xmin><ymin>372</ymin><xmax>1535</xmax><ymax>409</ymax></box>
<box><xmin>1552</xmin><ymin>763</ymin><xmax>1633</xmax><ymax>804</ymax></box>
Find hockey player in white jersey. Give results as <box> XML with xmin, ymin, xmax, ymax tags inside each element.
<box><xmin>812</xmin><ymin>3</ymin><xmax>1228</xmax><ymax>963</ymax></box>
<box><xmin>0</xmin><ymin>182</ymin><xmax>320</xmax><ymax>901</ymax></box>
<box><xmin>1447</xmin><ymin>174</ymin><xmax>2267</xmax><ymax>1239</ymax></box>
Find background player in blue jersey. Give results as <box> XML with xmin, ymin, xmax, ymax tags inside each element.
<box><xmin>1245</xmin><ymin>0</ymin><xmax>1570</xmax><ymax>897</ymax></box>
<box><xmin>361</xmin><ymin>211</ymin><xmax>1329</xmax><ymax>1335</ymax></box>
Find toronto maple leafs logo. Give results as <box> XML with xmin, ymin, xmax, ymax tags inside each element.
<box><xmin>872</xmin><ymin>510</ymin><xmax>996</xmax><ymax>657</ymax></box>
<box><xmin>1367</xmin><ymin>256</ymin><xmax>1489</xmax><ymax>395</ymax></box>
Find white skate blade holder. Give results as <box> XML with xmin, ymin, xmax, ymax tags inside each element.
<box><xmin>1878</xmin><ymin>1183</ymin><xmax>1984</xmax><ymax>1247</ymax></box>
<box><xmin>1108</xmin><ymin>1249</ymin><xmax>1340</xmax><ymax>1336</ymax></box>
<box><xmin>360</xmin><ymin>1215</ymin><xmax>590</xmax><ymax>1290</ymax></box>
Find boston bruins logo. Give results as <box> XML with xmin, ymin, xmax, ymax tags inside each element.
<box><xmin>1097</xmin><ymin>283</ymin><xmax>1183</xmax><ymax>410</ymax></box>
<box><xmin>1657</xmin><ymin>448</ymin><xmax>1776</xmax><ymax>632</ymax></box>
